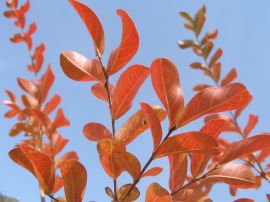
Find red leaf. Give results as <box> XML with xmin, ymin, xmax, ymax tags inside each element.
<box><xmin>116</xmin><ymin>105</ymin><xmax>166</xmax><ymax>145</ymax></box>
<box><xmin>60</xmin><ymin>51</ymin><xmax>105</xmax><ymax>82</ymax></box>
<box><xmin>60</xmin><ymin>160</ymin><xmax>87</xmax><ymax>202</ymax></box>
<box><xmin>220</xmin><ymin>134</ymin><xmax>270</xmax><ymax>164</ymax></box>
<box><xmin>83</xmin><ymin>122</ymin><xmax>112</xmax><ymax>141</ymax></box>
<box><xmin>68</xmin><ymin>0</ymin><xmax>105</xmax><ymax>56</ymax></box>
<box><xmin>17</xmin><ymin>77</ymin><xmax>38</xmax><ymax>96</ymax></box>
<box><xmin>20</xmin><ymin>145</ymin><xmax>55</xmax><ymax>194</ymax></box>
<box><xmin>234</xmin><ymin>199</ymin><xmax>254</xmax><ymax>202</ymax></box>
<box><xmin>40</xmin><ymin>65</ymin><xmax>55</xmax><ymax>103</ymax></box>
<box><xmin>234</xmin><ymin>95</ymin><xmax>253</xmax><ymax>118</ymax></box>
<box><xmin>28</xmin><ymin>22</ymin><xmax>37</xmax><ymax>35</ymax></box>
<box><xmin>140</xmin><ymin>103</ymin><xmax>162</xmax><ymax>151</ymax></box>
<box><xmin>118</xmin><ymin>152</ymin><xmax>141</xmax><ymax>180</ymax></box>
<box><xmin>107</xmin><ymin>9</ymin><xmax>139</xmax><ymax>75</ymax></box>
<box><xmin>112</xmin><ymin>65</ymin><xmax>149</xmax><ymax>119</ymax></box>
<box><xmin>43</xmin><ymin>94</ymin><xmax>61</xmax><ymax>115</ymax></box>
<box><xmin>141</xmin><ymin>167</ymin><xmax>163</xmax><ymax>178</ymax></box>
<box><xmin>5</xmin><ymin>90</ymin><xmax>17</xmax><ymax>103</ymax></box>
<box><xmin>53</xmin><ymin>108</ymin><xmax>70</xmax><ymax>129</ymax></box>
<box><xmin>221</xmin><ymin>68</ymin><xmax>237</xmax><ymax>86</ymax></box>
<box><xmin>178</xmin><ymin>83</ymin><xmax>251</xmax><ymax>127</ymax></box>
<box><xmin>151</xmin><ymin>58</ymin><xmax>184</xmax><ymax>128</ymax></box>
<box><xmin>91</xmin><ymin>82</ymin><xmax>114</xmax><ymax>103</ymax></box>
<box><xmin>52</xmin><ymin>175</ymin><xmax>63</xmax><ymax>194</ymax></box>
<box><xmin>205</xmin><ymin>162</ymin><xmax>256</xmax><ymax>189</ymax></box>
<box><xmin>145</xmin><ymin>183</ymin><xmax>171</xmax><ymax>202</ymax></box>
<box><xmin>43</xmin><ymin>133</ymin><xmax>69</xmax><ymax>157</ymax></box>
<box><xmin>20</xmin><ymin>0</ymin><xmax>30</xmax><ymax>13</ymax></box>
<box><xmin>209</xmin><ymin>48</ymin><xmax>222</xmax><ymax>67</ymax></box>
<box><xmin>155</xmin><ymin>132</ymin><xmax>218</xmax><ymax>158</ymax></box>
<box><xmin>10</xmin><ymin>33</ymin><xmax>24</xmax><ymax>43</ymax></box>
<box><xmin>169</xmin><ymin>154</ymin><xmax>187</xmax><ymax>192</ymax></box>
<box><xmin>243</xmin><ymin>114</ymin><xmax>258</xmax><ymax>137</ymax></box>
<box><xmin>31</xmin><ymin>109</ymin><xmax>53</xmax><ymax>137</ymax></box>
<box><xmin>5</xmin><ymin>0</ymin><xmax>18</xmax><ymax>9</ymax></box>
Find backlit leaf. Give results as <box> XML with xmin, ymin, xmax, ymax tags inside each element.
<box><xmin>60</xmin><ymin>160</ymin><xmax>87</xmax><ymax>202</ymax></box>
<box><xmin>142</xmin><ymin>167</ymin><xmax>163</xmax><ymax>178</ymax></box>
<box><xmin>17</xmin><ymin>77</ymin><xmax>38</xmax><ymax>96</ymax></box>
<box><xmin>221</xmin><ymin>68</ymin><xmax>237</xmax><ymax>86</ymax></box>
<box><xmin>43</xmin><ymin>94</ymin><xmax>61</xmax><ymax>115</ymax></box>
<box><xmin>91</xmin><ymin>82</ymin><xmax>114</xmax><ymax>103</ymax></box>
<box><xmin>151</xmin><ymin>58</ymin><xmax>184</xmax><ymax>128</ymax></box>
<box><xmin>172</xmin><ymin>189</ymin><xmax>212</xmax><ymax>202</ymax></box>
<box><xmin>243</xmin><ymin>114</ymin><xmax>258</xmax><ymax>137</ymax></box>
<box><xmin>115</xmin><ymin>105</ymin><xmax>166</xmax><ymax>145</ymax></box>
<box><xmin>107</xmin><ymin>10</ymin><xmax>139</xmax><ymax>75</ymax></box>
<box><xmin>155</xmin><ymin>132</ymin><xmax>217</xmax><ymax>158</ymax></box>
<box><xmin>145</xmin><ymin>183</ymin><xmax>171</xmax><ymax>202</ymax></box>
<box><xmin>206</xmin><ymin>162</ymin><xmax>256</xmax><ymax>189</ymax></box>
<box><xmin>60</xmin><ymin>51</ymin><xmax>104</xmax><ymax>82</ymax></box>
<box><xmin>220</xmin><ymin>134</ymin><xmax>270</xmax><ymax>164</ymax></box>
<box><xmin>169</xmin><ymin>154</ymin><xmax>187</xmax><ymax>192</ymax></box>
<box><xmin>112</xmin><ymin>65</ymin><xmax>149</xmax><ymax>120</ymax></box>
<box><xmin>140</xmin><ymin>102</ymin><xmax>162</xmax><ymax>151</ymax></box>
<box><xmin>83</xmin><ymin>122</ymin><xmax>112</xmax><ymax>141</ymax></box>
<box><xmin>40</xmin><ymin>65</ymin><xmax>55</xmax><ymax>103</ymax></box>
<box><xmin>20</xmin><ymin>145</ymin><xmax>55</xmax><ymax>194</ymax></box>
<box><xmin>68</xmin><ymin>0</ymin><xmax>104</xmax><ymax>55</ymax></box>
<box><xmin>119</xmin><ymin>152</ymin><xmax>141</xmax><ymax>180</ymax></box>
<box><xmin>178</xmin><ymin>83</ymin><xmax>251</xmax><ymax>127</ymax></box>
<box><xmin>55</xmin><ymin>151</ymin><xmax>79</xmax><ymax>169</ymax></box>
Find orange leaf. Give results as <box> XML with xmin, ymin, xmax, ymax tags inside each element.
<box><xmin>169</xmin><ymin>154</ymin><xmax>187</xmax><ymax>192</ymax></box>
<box><xmin>83</xmin><ymin>122</ymin><xmax>112</xmax><ymax>141</ymax></box>
<box><xmin>60</xmin><ymin>51</ymin><xmax>105</xmax><ymax>82</ymax></box>
<box><xmin>140</xmin><ymin>102</ymin><xmax>162</xmax><ymax>151</ymax></box>
<box><xmin>151</xmin><ymin>58</ymin><xmax>184</xmax><ymax>128</ymax></box>
<box><xmin>97</xmin><ymin>139</ymin><xmax>126</xmax><ymax>179</ymax></box>
<box><xmin>43</xmin><ymin>94</ymin><xmax>61</xmax><ymax>115</ymax></box>
<box><xmin>172</xmin><ymin>189</ymin><xmax>212</xmax><ymax>202</ymax></box>
<box><xmin>119</xmin><ymin>152</ymin><xmax>141</xmax><ymax>180</ymax></box>
<box><xmin>145</xmin><ymin>182</ymin><xmax>171</xmax><ymax>202</ymax></box>
<box><xmin>31</xmin><ymin>109</ymin><xmax>53</xmax><ymax>137</ymax></box>
<box><xmin>91</xmin><ymin>82</ymin><xmax>114</xmax><ymax>103</ymax></box>
<box><xmin>17</xmin><ymin>77</ymin><xmax>38</xmax><ymax>96</ymax></box>
<box><xmin>112</xmin><ymin>65</ymin><xmax>149</xmax><ymax>119</ymax></box>
<box><xmin>178</xmin><ymin>83</ymin><xmax>251</xmax><ymax>127</ymax></box>
<box><xmin>40</xmin><ymin>65</ymin><xmax>55</xmax><ymax>103</ymax></box>
<box><xmin>141</xmin><ymin>167</ymin><xmax>163</xmax><ymax>178</ymax></box>
<box><xmin>155</xmin><ymin>132</ymin><xmax>218</xmax><ymax>158</ymax></box>
<box><xmin>60</xmin><ymin>160</ymin><xmax>87</xmax><ymax>202</ymax></box>
<box><xmin>28</xmin><ymin>22</ymin><xmax>37</xmax><ymax>35</ymax></box>
<box><xmin>20</xmin><ymin>145</ymin><xmax>55</xmax><ymax>194</ymax></box>
<box><xmin>206</xmin><ymin>162</ymin><xmax>256</xmax><ymax>189</ymax></box>
<box><xmin>10</xmin><ymin>33</ymin><xmax>24</xmax><ymax>43</ymax></box>
<box><xmin>118</xmin><ymin>184</ymin><xmax>140</xmax><ymax>202</ymax></box>
<box><xmin>209</xmin><ymin>48</ymin><xmax>222</xmax><ymax>67</ymax></box>
<box><xmin>234</xmin><ymin>199</ymin><xmax>254</xmax><ymax>202</ymax></box>
<box><xmin>243</xmin><ymin>114</ymin><xmax>258</xmax><ymax>137</ymax></box>
<box><xmin>234</xmin><ymin>95</ymin><xmax>252</xmax><ymax>118</ymax></box>
<box><xmin>220</xmin><ymin>134</ymin><xmax>270</xmax><ymax>164</ymax></box>
<box><xmin>115</xmin><ymin>105</ymin><xmax>166</xmax><ymax>145</ymax></box>
<box><xmin>53</xmin><ymin>108</ymin><xmax>70</xmax><ymax>129</ymax></box>
<box><xmin>55</xmin><ymin>151</ymin><xmax>79</xmax><ymax>169</ymax></box>
<box><xmin>221</xmin><ymin>68</ymin><xmax>237</xmax><ymax>86</ymax></box>
<box><xmin>68</xmin><ymin>0</ymin><xmax>104</xmax><ymax>56</ymax></box>
<box><xmin>107</xmin><ymin>9</ymin><xmax>139</xmax><ymax>75</ymax></box>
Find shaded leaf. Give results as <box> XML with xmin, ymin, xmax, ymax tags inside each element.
<box><xmin>151</xmin><ymin>58</ymin><xmax>184</xmax><ymax>128</ymax></box>
<box><xmin>112</xmin><ymin>65</ymin><xmax>149</xmax><ymax>119</ymax></box>
<box><xmin>60</xmin><ymin>160</ymin><xmax>87</xmax><ymax>202</ymax></box>
<box><xmin>140</xmin><ymin>102</ymin><xmax>162</xmax><ymax>150</ymax></box>
<box><xmin>145</xmin><ymin>182</ymin><xmax>171</xmax><ymax>202</ymax></box>
<box><xmin>172</xmin><ymin>188</ymin><xmax>212</xmax><ymax>202</ymax></box>
<box><xmin>83</xmin><ymin>122</ymin><xmax>112</xmax><ymax>141</ymax></box>
<box><xmin>68</xmin><ymin>0</ymin><xmax>104</xmax><ymax>55</ymax></box>
<box><xmin>209</xmin><ymin>48</ymin><xmax>222</xmax><ymax>67</ymax></box>
<box><xmin>115</xmin><ymin>105</ymin><xmax>166</xmax><ymax>145</ymax></box>
<box><xmin>118</xmin><ymin>184</ymin><xmax>140</xmax><ymax>202</ymax></box>
<box><xmin>107</xmin><ymin>9</ymin><xmax>139</xmax><ymax>75</ymax></box>
<box><xmin>178</xmin><ymin>83</ymin><xmax>251</xmax><ymax>127</ymax></box>
<box><xmin>193</xmin><ymin>84</ymin><xmax>211</xmax><ymax>92</ymax></box>
<box><xmin>119</xmin><ymin>152</ymin><xmax>141</xmax><ymax>180</ymax></box>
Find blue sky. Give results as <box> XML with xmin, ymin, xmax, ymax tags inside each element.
<box><xmin>1</xmin><ymin>0</ymin><xmax>270</xmax><ymax>201</ymax></box>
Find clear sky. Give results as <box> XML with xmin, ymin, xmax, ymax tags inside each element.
<box><xmin>1</xmin><ymin>0</ymin><xmax>270</xmax><ymax>202</ymax></box>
